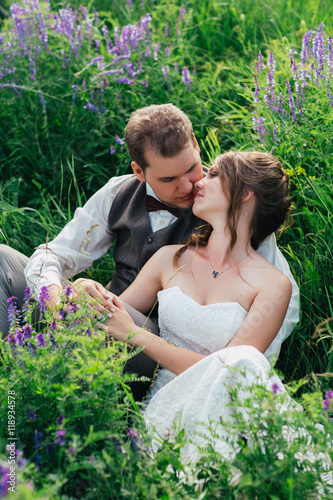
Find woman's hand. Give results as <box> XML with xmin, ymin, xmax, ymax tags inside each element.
<box><xmin>72</xmin><ymin>278</ymin><xmax>114</xmax><ymax>314</ymax></box>
<box><xmin>104</xmin><ymin>295</ymin><xmax>138</xmax><ymax>343</ymax></box>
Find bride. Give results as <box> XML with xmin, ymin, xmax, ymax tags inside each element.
<box><xmin>104</xmin><ymin>150</ymin><xmax>295</xmax><ymax>462</ymax></box>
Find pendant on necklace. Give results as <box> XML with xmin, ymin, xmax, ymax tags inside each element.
<box><xmin>212</xmin><ymin>270</ymin><xmax>219</xmax><ymax>278</ymax></box>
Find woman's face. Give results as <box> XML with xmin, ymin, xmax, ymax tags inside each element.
<box><xmin>192</xmin><ymin>165</ymin><xmax>230</xmax><ymax>220</ymax></box>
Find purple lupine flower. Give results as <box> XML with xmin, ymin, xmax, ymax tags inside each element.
<box><xmin>22</xmin><ymin>287</ymin><xmax>32</xmax><ymax>312</ymax></box>
<box><xmin>153</xmin><ymin>43</ymin><xmax>160</xmax><ymax>61</ymax></box>
<box><xmin>252</xmin><ymin>113</ymin><xmax>270</xmax><ymax>145</ymax></box>
<box><xmin>64</xmin><ymin>286</ymin><xmax>73</xmax><ymax>301</ymax></box>
<box><xmin>114</xmin><ymin>77</ymin><xmax>134</xmax><ymax>85</ymax></box>
<box><xmin>264</xmin><ymin>50</ymin><xmax>276</xmax><ymax>110</ymax></box>
<box><xmin>7</xmin><ymin>296</ymin><xmax>19</xmax><ymax>325</ymax></box>
<box><xmin>34</xmin><ymin>429</ymin><xmax>44</xmax><ymax>449</ymax></box>
<box><xmin>164</xmin><ymin>23</ymin><xmax>169</xmax><ymax>37</ymax></box>
<box><xmin>15</xmin><ymin>330</ymin><xmax>24</xmax><ymax>346</ymax></box>
<box><xmin>162</xmin><ymin>65</ymin><xmax>170</xmax><ymax>84</ymax></box>
<box><xmin>179</xmin><ymin>6</ymin><xmax>186</xmax><ymax>19</ymax></box>
<box><xmin>59</xmin><ymin>308</ymin><xmax>67</xmax><ymax>321</ymax></box>
<box><xmin>286</xmin><ymin>79</ymin><xmax>297</xmax><ymax>123</ymax></box>
<box><xmin>29</xmin><ymin>342</ymin><xmax>36</xmax><ymax>357</ymax></box>
<box><xmin>39</xmin><ymin>90</ymin><xmax>46</xmax><ymax>112</ymax></box>
<box><xmin>0</xmin><ymin>465</ymin><xmax>9</xmax><ymax>498</ymax></box>
<box><xmin>127</xmin><ymin>428</ymin><xmax>149</xmax><ymax>453</ymax></box>
<box><xmin>84</xmin><ymin>102</ymin><xmax>99</xmax><ymax>113</ymax></box>
<box><xmin>36</xmin><ymin>332</ymin><xmax>46</xmax><ymax>348</ymax></box>
<box><xmin>38</xmin><ymin>286</ymin><xmax>50</xmax><ymax>319</ymax></box>
<box><xmin>55</xmin><ymin>429</ymin><xmax>66</xmax><ymax>446</ymax></box>
<box><xmin>256</xmin><ymin>51</ymin><xmax>265</xmax><ymax>73</ymax></box>
<box><xmin>182</xmin><ymin>66</ymin><xmax>192</xmax><ymax>90</ymax></box>
<box><xmin>115</xmin><ymin>135</ymin><xmax>125</xmax><ymax>145</ymax></box>
<box><xmin>110</xmin><ymin>145</ymin><xmax>115</xmax><ymax>155</ymax></box>
<box><xmin>272</xmin><ymin>383</ymin><xmax>282</xmax><ymax>396</ymax></box>
<box><xmin>27</xmin><ymin>410</ymin><xmax>37</xmax><ymax>421</ymax></box>
<box><xmin>57</xmin><ymin>415</ymin><xmax>65</xmax><ymax>426</ymax></box>
<box><xmin>323</xmin><ymin>390</ymin><xmax>333</xmax><ymax>416</ymax></box>
<box><xmin>22</xmin><ymin>324</ymin><xmax>33</xmax><ymax>340</ymax></box>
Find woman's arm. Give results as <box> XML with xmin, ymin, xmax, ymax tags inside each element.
<box><xmin>105</xmin><ymin>296</ymin><xmax>206</xmax><ymax>375</ymax></box>
<box><xmin>226</xmin><ymin>271</ymin><xmax>292</xmax><ymax>353</ymax></box>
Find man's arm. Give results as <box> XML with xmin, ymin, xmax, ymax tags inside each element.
<box><xmin>24</xmin><ymin>174</ymin><xmax>133</xmax><ymax>306</ymax></box>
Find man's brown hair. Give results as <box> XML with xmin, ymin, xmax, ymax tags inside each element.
<box><xmin>125</xmin><ymin>103</ymin><xmax>195</xmax><ymax>170</ymax></box>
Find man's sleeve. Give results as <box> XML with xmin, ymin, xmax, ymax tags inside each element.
<box><xmin>24</xmin><ymin>174</ymin><xmax>133</xmax><ymax>295</ymax></box>
<box><xmin>257</xmin><ymin>234</ymin><xmax>300</xmax><ymax>359</ymax></box>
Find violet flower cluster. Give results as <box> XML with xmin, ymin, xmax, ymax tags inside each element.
<box><xmin>0</xmin><ymin>1</ymin><xmax>193</xmax><ymax>117</ymax></box>
<box><xmin>252</xmin><ymin>23</ymin><xmax>333</xmax><ymax>145</ymax></box>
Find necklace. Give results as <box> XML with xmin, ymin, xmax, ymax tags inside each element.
<box><xmin>205</xmin><ymin>247</ymin><xmax>252</xmax><ymax>278</ymax></box>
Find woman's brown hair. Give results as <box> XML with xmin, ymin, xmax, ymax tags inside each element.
<box><xmin>174</xmin><ymin>151</ymin><xmax>291</xmax><ymax>266</ymax></box>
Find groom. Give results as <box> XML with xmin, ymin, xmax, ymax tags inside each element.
<box><xmin>0</xmin><ymin>103</ymin><xmax>299</xmax><ymax>396</ymax></box>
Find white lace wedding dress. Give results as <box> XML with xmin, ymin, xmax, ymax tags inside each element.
<box><xmin>143</xmin><ymin>286</ymin><xmax>332</xmax><ymax>485</ymax></box>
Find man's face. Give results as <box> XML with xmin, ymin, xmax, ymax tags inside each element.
<box><xmin>132</xmin><ymin>140</ymin><xmax>203</xmax><ymax>209</ymax></box>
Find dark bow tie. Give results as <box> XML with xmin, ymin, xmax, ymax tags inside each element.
<box><xmin>144</xmin><ymin>195</ymin><xmax>182</xmax><ymax>218</ymax></box>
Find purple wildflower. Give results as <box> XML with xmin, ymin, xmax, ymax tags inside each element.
<box><xmin>174</xmin><ymin>63</ymin><xmax>179</xmax><ymax>73</ymax></box>
<box><xmin>115</xmin><ymin>135</ymin><xmax>125</xmax><ymax>145</ymax></box>
<box><xmin>165</xmin><ymin>44</ymin><xmax>171</xmax><ymax>57</ymax></box>
<box><xmin>22</xmin><ymin>287</ymin><xmax>32</xmax><ymax>312</ymax></box>
<box><xmin>182</xmin><ymin>66</ymin><xmax>192</xmax><ymax>90</ymax></box>
<box><xmin>256</xmin><ymin>51</ymin><xmax>265</xmax><ymax>73</ymax></box>
<box><xmin>323</xmin><ymin>390</ymin><xmax>333</xmax><ymax>417</ymax></box>
<box><xmin>127</xmin><ymin>428</ymin><xmax>149</xmax><ymax>454</ymax></box>
<box><xmin>59</xmin><ymin>308</ymin><xmax>67</xmax><ymax>321</ymax></box>
<box><xmin>164</xmin><ymin>23</ymin><xmax>169</xmax><ymax>37</ymax></box>
<box><xmin>114</xmin><ymin>77</ymin><xmax>134</xmax><ymax>85</ymax></box>
<box><xmin>50</xmin><ymin>320</ymin><xmax>56</xmax><ymax>331</ymax></box>
<box><xmin>286</xmin><ymin>79</ymin><xmax>297</xmax><ymax>123</ymax></box>
<box><xmin>179</xmin><ymin>6</ymin><xmax>186</xmax><ymax>19</ymax></box>
<box><xmin>252</xmin><ymin>113</ymin><xmax>270</xmax><ymax>145</ymax></box>
<box><xmin>39</xmin><ymin>91</ymin><xmax>46</xmax><ymax>112</ymax></box>
<box><xmin>36</xmin><ymin>332</ymin><xmax>46</xmax><ymax>348</ymax></box>
<box><xmin>272</xmin><ymin>383</ymin><xmax>282</xmax><ymax>396</ymax></box>
<box><xmin>264</xmin><ymin>50</ymin><xmax>276</xmax><ymax>110</ymax></box>
<box><xmin>153</xmin><ymin>43</ymin><xmax>160</xmax><ymax>61</ymax></box>
<box><xmin>162</xmin><ymin>65</ymin><xmax>170</xmax><ymax>84</ymax></box>
<box><xmin>84</xmin><ymin>102</ymin><xmax>99</xmax><ymax>113</ymax></box>
<box><xmin>110</xmin><ymin>145</ymin><xmax>115</xmax><ymax>155</ymax></box>
<box><xmin>22</xmin><ymin>323</ymin><xmax>33</xmax><ymax>339</ymax></box>
<box><xmin>27</xmin><ymin>410</ymin><xmax>37</xmax><ymax>421</ymax></box>
<box><xmin>57</xmin><ymin>415</ymin><xmax>65</xmax><ymax>426</ymax></box>
<box><xmin>7</xmin><ymin>296</ymin><xmax>19</xmax><ymax>325</ymax></box>
<box><xmin>0</xmin><ymin>465</ymin><xmax>9</xmax><ymax>498</ymax></box>
<box><xmin>15</xmin><ymin>330</ymin><xmax>24</xmax><ymax>347</ymax></box>
<box><xmin>55</xmin><ymin>429</ymin><xmax>66</xmax><ymax>446</ymax></box>
<box><xmin>34</xmin><ymin>430</ymin><xmax>44</xmax><ymax>449</ymax></box>
<box><xmin>38</xmin><ymin>286</ymin><xmax>50</xmax><ymax>319</ymax></box>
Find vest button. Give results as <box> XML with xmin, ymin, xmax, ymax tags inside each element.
<box><xmin>146</xmin><ymin>237</ymin><xmax>153</xmax><ymax>244</ymax></box>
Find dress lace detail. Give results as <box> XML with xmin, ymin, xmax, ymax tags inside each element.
<box><xmin>145</xmin><ymin>286</ymin><xmax>247</xmax><ymax>401</ymax></box>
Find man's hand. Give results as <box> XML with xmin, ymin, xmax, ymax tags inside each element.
<box><xmin>72</xmin><ymin>278</ymin><xmax>115</xmax><ymax>314</ymax></box>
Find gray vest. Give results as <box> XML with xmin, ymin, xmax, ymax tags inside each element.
<box><xmin>108</xmin><ymin>177</ymin><xmax>204</xmax><ymax>296</ymax></box>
